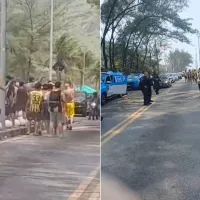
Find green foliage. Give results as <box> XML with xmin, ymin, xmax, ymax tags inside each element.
<box><xmin>101</xmin><ymin>0</ymin><xmax>197</xmax><ymax>73</ymax></box>
<box><xmin>6</xmin><ymin>0</ymin><xmax>99</xmax><ymax>88</ymax></box>
<box><xmin>167</xmin><ymin>49</ymin><xmax>193</xmax><ymax>72</ymax></box>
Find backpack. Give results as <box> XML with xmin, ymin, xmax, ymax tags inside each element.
<box><xmin>48</xmin><ymin>90</ymin><xmax>61</xmax><ymax>112</ymax></box>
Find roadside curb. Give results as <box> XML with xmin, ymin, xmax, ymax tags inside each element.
<box><xmin>0</xmin><ymin>127</ymin><xmax>27</xmax><ymax>141</ymax></box>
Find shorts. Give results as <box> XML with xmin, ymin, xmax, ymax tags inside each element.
<box><xmin>41</xmin><ymin>102</ymin><xmax>50</xmax><ymax>121</ymax></box>
<box><xmin>27</xmin><ymin>111</ymin><xmax>42</xmax><ymax>121</ymax></box>
<box><xmin>5</xmin><ymin>104</ymin><xmax>15</xmax><ymax>116</ymax></box>
<box><xmin>15</xmin><ymin>103</ymin><xmax>26</xmax><ymax>112</ymax></box>
<box><xmin>65</xmin><ymin>102</ymin><xmax>75</xmax><ymax>118</ymax></box>
<box><xmin>50</xmin><ymin>112</ymin><xmax>63</xmax><ymax>124</ymax></box>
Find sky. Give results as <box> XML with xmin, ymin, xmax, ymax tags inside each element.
<box><xmin>100</xmin><ymin>0</ymin><xmax>199</xmax><ymax>68</ymax></box>
<box><xmin>171</xmin><ymin>0</ymin><xmax>200</xmax><ymax>68</ymax></box>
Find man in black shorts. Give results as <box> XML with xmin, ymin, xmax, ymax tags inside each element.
<box><xmin>15</xmin><ymin>81</ymin><xmax>28</xmax><ymax>118</ymax></box>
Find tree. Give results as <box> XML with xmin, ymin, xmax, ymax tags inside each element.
<box><xmin>54</xmin><ymin>35</ymin><xmax>97</xmax><ymax>86</ymax></box>
<box><xmin>6</xmin><ymin>0</ymin><xmax>100</xmax><ymax>89</ymax></box>
<box><xmin>167</xmin><ymin>49</ymin><xmax>193</xmax><ymax>72</ymax></box>
<box><xmin>101</xmin><ymin>0</ymin><xmax>197</xmax><ymax>72</ymax></box>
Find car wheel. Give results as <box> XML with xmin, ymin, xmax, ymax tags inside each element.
<box><xmin>101</xmin><ymin>93</ymin><xmax>107</xmax><ymax>105</ymax></box>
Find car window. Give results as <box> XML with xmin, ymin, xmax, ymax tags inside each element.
<box><xmin>160</xmin><ymin>75</ymin><xmax>168</xmax><ymax>79</ymax></box>
<box><xmin>106</xmin><ymin>76</ymin><xmax>111</xmax><ymax>82</ymax></box>
<box><xmin>75</xmin><ymin>92</ymin><xmax>86</xmax><ymax>101</ymax></box>
<box><xmin>128</xmin><ymin>75</ymin><xmax>132</xmax><ymax>79</ymax></box>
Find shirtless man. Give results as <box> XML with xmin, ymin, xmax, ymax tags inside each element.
<box><xmin>63</xmin><ymin>83</ymin><xmax>75</xmax><ymax>130</ymax></box>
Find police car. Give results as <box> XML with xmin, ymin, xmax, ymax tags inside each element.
<box><xmin>127</xmin><ymin>73</ymin><xmax>144</xmax><ymax>90</ymax></box>
<box><xmin>101</xmin><ymin>71</ymin><xmax>127</xmax><ymax>105</ymax></box>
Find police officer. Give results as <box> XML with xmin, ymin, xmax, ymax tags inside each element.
<box><xmin>148</xmin><ymin>74</ymin><xmax>154</xmax><ymax>102</ymax></box>
<box><xmin>140</xmin><ymin>72</ymin><xmax>151</xmax><ymax>106</ymax></box>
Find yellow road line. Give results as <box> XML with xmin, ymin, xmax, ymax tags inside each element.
<box><xmin>101</xmin><ymin>102</ymin><xmax>155</xmax><ymax>146</ymax></box>
<box><xmin>88</xmin><ymin>182</ymin><xmax>100</xmax><ymax>200</ymax></box>
<box><xmin>101</xmin><ymin>106</ymin><xmax>145</xmax><ymax>141</ymax></box>
<box><xmin>68</xmin><ymin>166</ymin><xmax>100</xmax><ymax>200</ymax></box>
<box><xmin>101</xmin><ymin>86</ymin><xmax>173</xmax><ymax>146</ymax></box>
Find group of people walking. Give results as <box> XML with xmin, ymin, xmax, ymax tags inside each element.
<box><xmin>184</xmin><ymin>69</ymin><xmax>200</xmax><ymax>91</ymax></box>
<box><xmin>184</xmin><ymin>69</ymin><xmax>199</xmax><ymax>84</ymax></box>
<box><xmin>4</xmin><ymin>79</ymin><xmax>76</xmax><ymax>136</ymax></box>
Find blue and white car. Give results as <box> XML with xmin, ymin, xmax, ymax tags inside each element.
<box><xmin>101</xmin><ymin>71</ymin><xmax>127</xmax><ymax>105</ymax></box>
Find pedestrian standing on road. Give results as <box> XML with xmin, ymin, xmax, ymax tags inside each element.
<box><xmin>6</xmin><ymin>81</ymin><xmax>17</xmax><ymax>126</ymax></box>
<box><xmin>140</xmin><ymin>72</ymin><xmax>151</xmax><ymax>106</ymax></box>
<box><xmin>188</xmin><ymin>69</ymin><xmax>192</xmax><ymax>84</ymax></box>
<box><xmin>184</xmin><ymin>69</ymin><xmax>187</xmax><ymax>83</ymax></box>
<box><xmin>48</xmin><ymin>81</ymin><xmax>64</xmax><ymax>136</ymax></box>
<box><xmin>197</xmin><ymin>71</ymin><xmax>200</xmax><ymax>93</ymax></box>
<box><xmin>148</xmin><ymin>74</ymin><xmax>154</xmax><ymax>102</ymax></box>
<box><xmin>153</xmin><ymin>74</ymin><xmax>161</xmax><ymax>95</ymax></box>
<box><xmin>41</xmin><ymin>83</ymin><xmax>52</xmax><ymax>134</ymax></box>
<box><xmin>15</xmin><ymin>81</ymin><xmax>28</xmax><ymax>119</ymax></box>
<box><xmin>62</xmin><ymin>83</ymin><xmax>75</xmax><ymax>130</ymax></box>
<box><xmin>26</xmin><ymin>82</ymin><xmax>44</xmax><ymax>135</ymax></box>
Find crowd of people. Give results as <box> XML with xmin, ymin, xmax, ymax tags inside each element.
<box><xmin>183</xmin><ymin>69</ymin><xmax>199</xmax><ymax>84</ymax></box>
<box><xmin>3</xmin><ymin>78</ymin><xmax>77</xmax><ymax>136</ymax></box>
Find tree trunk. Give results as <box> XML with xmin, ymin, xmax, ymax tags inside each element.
<box><xmin>102</xmin><ymin>37</ymin><xmax>108</xmax><ymax>69</ymax></box>
<box><xmin>26</xmin><ymin>58</ymin><xmax>31</xmax><ymax>82</ymax></box>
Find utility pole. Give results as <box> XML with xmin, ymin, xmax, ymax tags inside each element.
<box><xmin>49</xmin><ymin>0</ymin><xmax>53</xmax><ymax>81</ymax></box>
<box><xmin>195</xmin><ymin>48</ymin><xmax>198</xmax><ymax>70</ymax></box>
<box><xmin>154</xmin><ymin>40</ymin><xmax>160</xmax><ymax>74</ymax></box>
<box><xmin>0</xmin><ymin>0</ymin><xmax>7</xmax><ymax>128</ymax></box>
<box><xmin>81</xmin><ymin>49</ymin><xmax>85</xmax><ymax>90</ymax></box>
<box><xmin>198</xmin><ymin>35</ymin><xmax>200</xmax><ymax>70</ymax></box>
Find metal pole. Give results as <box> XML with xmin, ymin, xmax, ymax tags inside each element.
<box><xmin>80</xmin><ymin>49</ymin><xmax>85</xmax><ymax>90</ymax></box>
<box><xmin>49</xmin><ymin>0</ymin><xmax>53</xmax><ymax>81</ymax></box>
<box><xmin>0</xmin><ymin>0</ymin><xmax>7</xmax><ymax>128</ymax></box>
<box><xmin>83</xmin><ymin>49</ymin><xmax>85</xmax><ymax>86</ymax></box>
<box><xmin>198</xmin><ymin>35</ymin><xmax>200</xmax><ymax>69</ymax></box>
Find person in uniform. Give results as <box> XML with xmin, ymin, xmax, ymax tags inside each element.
<box><xmin>140</xmin><ymin>72</ymin><xmax>151</xmax><ymax>106</ymax></box>
<box><xmin>153</xmin><ymin>74</ymin><xmax>161</xmax><ymax>95</ymax></box>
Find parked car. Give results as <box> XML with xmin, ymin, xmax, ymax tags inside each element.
<box><xmin>159</xmin><ymin>75</ymin><xmax>172</xmax><ymax>88</ymax></box>
<box><xmin>172</xmin><ymin>73</ymin><xmax>179</xmax><ymax>81</ymax></box>
<box><xmin>101</xmin><ymin>71</ymin><xmax>127</xmax><ymax>105</ymax></box>
<box><xmin>74</xmin><ymin>91</ymin><xmax>88</xmax><ymax>117</ymax></box>
<box><xmin>127</xmin><ymin>73</ymin><xmax>144</xmax><ymax>90</ymax></box>
<box><xmin>177</xmin><ymin>73</ymin><xmax>182</xmax><ymax>79</ymax></box>
<box><xmin>166</xmin><ymin>73</ymin><xmax>176</xmax><ymax>83</ymax></box>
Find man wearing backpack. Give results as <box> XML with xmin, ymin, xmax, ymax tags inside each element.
<box><xmin>48</xmin><ymin>81</ymin><xmax>64</xmax><ymax>136</ymax></box>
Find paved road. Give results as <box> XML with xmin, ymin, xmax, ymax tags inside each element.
<box><xmin>0</xmin><ymin>118</ymin><xmax>100</xmax><ymax>200</ymax></box>
<box><xmin>102</xmin><ymin>80</ymin><xmax>200</xmax><ymax>200</ymax></box>
<box><xmin>101</xmin><ymin>86</ymin><xmax>169</xmax><ymax>135</ymax></box>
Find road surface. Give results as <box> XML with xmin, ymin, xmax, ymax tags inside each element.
<box><xmin>0</xmin><ymin>117</ymin><xmax>100</xmax><ymax>200</ymax></box>
<box><xmin>101</xmin><ymin>86</ymin><xmax>168</xmax><ymax>135</ymax></box>
<box><xmin>102</xmin><ymin>80</ymin><xmax>200</xmax><ymax>200</ymax></box>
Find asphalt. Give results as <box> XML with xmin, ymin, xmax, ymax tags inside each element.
<box><xmin>102</xmin><ymin>80</ymin><xmax>200</xmax><ymax>200</ymax></box>
<box><xmin>101</xmin><ymin>86</ymin><xmax>167</xmax><ymax>135</ymax></box>
<box><xmin>0</xmin><ymin>117</ymin><xmax>100</xmax><ymax>200</ymax></box>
